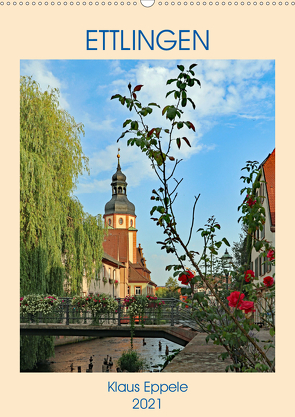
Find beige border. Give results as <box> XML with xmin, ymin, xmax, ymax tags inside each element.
<box><xmin>1</xmin><ymin>4</ymin><xmax>293</xmax><ymax>417</ymax></box>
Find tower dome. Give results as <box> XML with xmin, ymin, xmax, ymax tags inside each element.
<box><xmin>104</xmin><ymin>150</ymin><xmax>136</xmax><ymax>216</ymax></box>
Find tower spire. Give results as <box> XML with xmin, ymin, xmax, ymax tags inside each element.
<box><xmin>117</xmin><ymin>148</ymin><xmax>121</xmax><ymax>170</ymax></box>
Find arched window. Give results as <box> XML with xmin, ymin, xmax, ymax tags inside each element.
<box><xmin>113</xmin><ymin>187</ymin><xmax>117</xmax><ymax>194</ymax></box>
<box><xmin>118</xmin><ymin>186</ymin><xmax>122</xmax><ymax>194</ymax></box>
<box><xmin>108</xmin><ymin>219</ymin><xmax>111</xmax><ymax>226</ymax></box>
<box><xmin>123</xmin><ymin>187</ymin><xmax>126</xmax><ymax>194</ymax></box>
<box><xmin>130</xmin><ymin>219</ymin><xmax>133</xmax><ymax>227</ymax></box>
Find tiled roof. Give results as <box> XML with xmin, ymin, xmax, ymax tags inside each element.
<box><xmin>102</xmin><ymin>252</ymin><xmax>125</xmax><ymax>268</ymax></box>
<box><xmin>129</xmin><ymin>263</ymin><xmax>151</xmax><ymax>283</ymax></box>
<box><xmin>262</xmin><ymin>149</ymin><xmax>275</xmax><ymax>227</ymax></box>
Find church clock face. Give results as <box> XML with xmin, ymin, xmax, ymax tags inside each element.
<box><xmin>119</xmin><ymin>218</ymin><xmax>123</xmax><ymax>225</ymax></box>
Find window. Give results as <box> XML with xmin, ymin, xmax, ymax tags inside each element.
<box><xmin>130</xmin><ymin>219</ymin><xmax>133</xmax><ymax>227</ymax></box>
<box><xmin>113</xmin><ymin>270</ymin><xmax>116</xmax><ymax>280</ymax></box>
<box><xmin>261</xmin><ymin>224</ymin><xmax>265</xmax><ymax>239</ymax></box>
<box><xmin>127</xmin><ymin>286</ymin><xmax>130</xmax><ymax>295</ymax></box>
<box><xmin>108</xmin><ymin>219</ymin><xmax>111</xmax><ymax>226</ymax></box>
<box><xmin>259</xmin><ymin>256</ymin><xmax>262</xmax><ymax>277</ymax></box>
<box><xmin>119</xmin><ymin>218</ymin><xmax>123</xmax><ymax>225</ymax></box>
<box><xmin>255</xmin><ymin>257</ymin><xmax>258</xmax><ymax>277</ymax></box>
<box><xmin>135</xmin><ymin>287</ymin><xmax>141</xmax><ymax>295</ymax></box>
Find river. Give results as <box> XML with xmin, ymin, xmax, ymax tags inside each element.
<box><xmin>30</xmin><ymin>337</ymin><xmax>183</xmax><ymax>372</ymax></box>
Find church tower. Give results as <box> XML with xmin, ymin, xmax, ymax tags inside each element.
<box><xmin>103</xmin><ymin>149</ymin><xmax>137</xmax><ymax>263</ymax></box>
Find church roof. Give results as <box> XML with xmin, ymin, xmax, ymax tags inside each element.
<box><xmin>105</xmin><ymin>195</ymin><xmax>135</xmax><ymax>216</ymax></box>
<box><xmin>129</xmin><ymin>263</ymin><xmax>157</xmax><ymax>287</ymax></box>
<box><xmin>104</xmin><ymin>152</ymin><xmax>136</xmax><ymax>216</ymax></box>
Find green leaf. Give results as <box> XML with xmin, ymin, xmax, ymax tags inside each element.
<box><xmin>188</xmin><ymin>97</ymin><xmax>196</xmax><ymax>109</ymax></box>
<box><xmin>130</xmin><ymin>121</ymin><xmax>138</xmax><ymax>130</ymax></box>
<box><xmin>166</xmin><ymin>106</ymin><xmax>178</xmax><ymax>120</ymax></box>
<box><xmin>123</xmin><ymin>119</ymin><xmax>132</xmax><ymax>127</ymax></box>
<box><xmin>166</xmin><ymin>79</ymin><xmax>177</xmax><ymax>85</ymax></box>
<box><xmin>177</xmin><ymin>65</ymin><xmax>185</xmax><ymax>71</ymax></box>
<box><xmin>189</xmin><ymin>63</ymin><xmax>197</xmax><ymax>70</ymax></box>
<box><xmin>110</xmin><ymin>94</ymin><xmax>122</xmax><ymax>100</ymax></box>
<box><xmin>269</xmin><ymin>328</ymin><xmax>275</xmax><ymax>337</ymax></box>
<box><xmin>148</xmin><ymin>102</ymin><xmax>161</xmax><ymax>108</ymax></box>
<box><xmin>166</xmin><ymin>91</ymin><xmax>174</xmax><ymax>98</ymax></box>
<box><xmin>222</xmin><ymin>237</ymin><xmax>230</xmax><ymax>247</ymax></box>
<box><xmin>176</xmin><ymin>138</ymin><xmax>181</xmax><ymax>149</ymax></box>
<box><xmin>162</xmin><ymin>105</ymin><xmax>169</xmax><ymax>116</ymax></box>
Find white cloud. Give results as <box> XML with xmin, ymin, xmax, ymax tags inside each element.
<box><xmin>21</xmin><ymin>60</ymin><xmax>70</xmax><ymax>109</ymax></box>
<box><xmin>82</xmin><ymin>113</ymin><xmax>116</xmax><ymax>132</ymax></box>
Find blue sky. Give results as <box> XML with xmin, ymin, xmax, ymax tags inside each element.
<box><xmin>20</xmin><ymin>59</ymin><xmax>275</xmax><ymax>286</ymax></box>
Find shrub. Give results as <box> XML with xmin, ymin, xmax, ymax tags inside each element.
<box><xmin>117</xmin><ymin>350</ymin><xmax>147</xmax><ymax>372</ymax></box>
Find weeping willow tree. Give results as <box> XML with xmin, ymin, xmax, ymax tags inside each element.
<box><xmin>20</xmin><ymin>76</ymin><xmax>105</xmax><ymax>370</ymax></box>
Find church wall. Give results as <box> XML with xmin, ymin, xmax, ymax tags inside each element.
<box><xmin>128</xmin><ymin>232</ymin><xmax>134</xmax><ymax>263</ymax></box>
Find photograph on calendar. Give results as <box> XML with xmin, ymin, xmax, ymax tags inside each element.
<box><xmin>19</xmin><ymin>59</ymin><xmax>275</xmax><ymax>373</ymax></box>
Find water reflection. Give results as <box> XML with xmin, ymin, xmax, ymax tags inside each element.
<box><xmin>31</xmin><ymin>337</ymin><xmax>183</xmax><ymax>372</ymax></box>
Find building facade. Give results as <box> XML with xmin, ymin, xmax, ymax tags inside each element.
<box><xmin>250</xmin><ymin>149</ymin><xmax>275</xmax><ymax>285</ymax></box>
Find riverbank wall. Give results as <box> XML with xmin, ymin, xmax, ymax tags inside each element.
<box><xmin>54</xmin><ymin>335</ymin><xmax>98</xmax><ymax>346</ymax></box>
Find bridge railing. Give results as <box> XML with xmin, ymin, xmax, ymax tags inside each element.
<box><xmin>20</xmin><ymin>297</ymin><xmax>202</xmax><ymax>329</ymax></box>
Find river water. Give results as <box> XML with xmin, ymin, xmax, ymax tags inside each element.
<box><xmin>31</xmin><ymin>337</ymin><xmax>183</xmax><ymax>372</ymax></box>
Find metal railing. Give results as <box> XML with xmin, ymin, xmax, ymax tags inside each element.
<box><xmin>20</xmin><ymin>297</ymin><xmax>202</xmax><ymax>329</ymax></box>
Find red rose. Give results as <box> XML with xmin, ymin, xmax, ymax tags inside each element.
<box><xmin>263</xmin><ymin>276</ymin><xmax>274</xmax><ymax>287</ymax></box>
<box><xmin>178</xmin><ymin>270</ymin><xmax>194</xmax><ymax>285</ymax></box>
<box><xmin>246</xmin><ymin>196</ymin><xmax>257</xmax><ymax>207</ymax></box>
<box><xmin>267</xmin><ymin>250</ymin><xmax>275</xmax><ymax>261</ymax></box>
<box><xmin>227</xmin><ymin>291</ymin><xmax>245</xmax><ymax>308</ymax></box>
<box><xmin>239</xmin><ymin>300</ymin><xmax>255</xmax><ymax>314</ymax></box>
<box><xmin>244</xmin><ymin>269</ymin><xmax>255</xmax><ymax>282</ymax></box>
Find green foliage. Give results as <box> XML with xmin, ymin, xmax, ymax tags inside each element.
<box><xmin>20</xmin><ymin>76</ymin><xmax>105</xmax><ymax>370</ymax></box>
<box><xmin>165</xmin><ymin>276</ymin><xmax>179</xmax><ymax>292</ymax></box>
<box><xmin>158</xmin><ymin>348</ymin><xmax>181</xmax><ymax>370</ymax></box>
<box><xmin>20</xmin><ymin>335</ymin><xmax>55</xmax><ymax>371</ymax></box>
<box><xmin>117</xmin><ymin>350</ymin><xmax>148</xmax><ymax>373</ymax></box>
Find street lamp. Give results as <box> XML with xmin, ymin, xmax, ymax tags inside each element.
<box><xmin>221</xmin><ymin>249</ymin><xmax>233</xmax><ymax>291</ymax></box>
